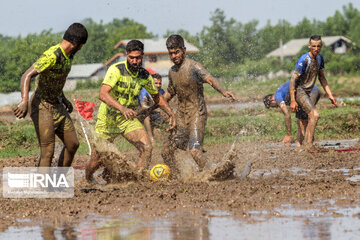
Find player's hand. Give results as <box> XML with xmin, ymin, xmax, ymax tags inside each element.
<box><xmin>223</xmin><ymin>91</ymin><xmax>236</xmax><ymax>101</ymax></box>
<box><xmin>13</xmin><ymin>100</ymin><xmax>28</xmax><ymax>119</ymax></box>
<box><xmin>329</xmin><ymin>97</ymin><xmax>337</xmax><ymax>107</ymax></box>
<box><xmin>290</xmin><ymin>101</ymin><xmax>298</xmax><ymax>113</ymax></box>
<box><xmin>120</xmin><ymin>106</ymin><xmax>137</xmax><ymax>120</ymax></box>
<box><xmin>167</xmin><ymin>114</ymin><xmax>176</xmax><ymax>131</ymax></box>
<box><xmin>282</xmin><ymin>135</ymin><xmax>291</xmax><ymax>145</ymax></box>
<box><xmin>63</xmin><ymin>98</ymin><xmax>73</xmax><ymax>113</ymax></box>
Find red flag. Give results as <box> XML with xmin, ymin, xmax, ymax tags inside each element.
<box><xmin>146</xmin><ymin>68</ymin><xmax>157</xmax><ymax>75</ymax></box>
<box><xmin>74</xmin><ymin>100</ymin><xmax>95</xmax><ymax>120</ymax></box>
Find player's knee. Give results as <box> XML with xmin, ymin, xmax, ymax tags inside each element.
<box><xmin>313</xmin><ymin>110</ymin><xmax>320</xmax><ymax>121</ymax></box>
<box><xmin>142</xmin><ymin>141</ymin><xmax>152</xmax><ymax>155</ymax></box>
<box><xmin>309</xmin><ymin>109</ymin><xmax>319</xmax><ymax>121</ymax></box>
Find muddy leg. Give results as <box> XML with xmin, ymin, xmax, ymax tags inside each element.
<box><xmin>304</xmin><ymin>109</ymin><xmax>319</xmax><ymax>147</ymax></box>
<box><xmin>124</xmin><ymin>129</ymin><xmax>152</xmax><ymax>171</ymax></box>
<box><xmin>296</xmin><ymin>119</ymin><xmax>308</xmax><ymax>147</ymax></box>
<box><xmin>190</xmin><ymin>148</ymin><xmax>206</xmax><ymax>171</ymax></box>
<box><xmin>143</xmin><ymin>116</ymin><xmax>154</xmax><ymax>143</ymax></box>
<box><xmin>57</xmin><ymin>129</ymin><xmax>79</xmax><ymax>167</ymax></box>
<box><xmin>161</xmin><ymin>144</ymin><xmax>179</xmax><ymax>178</ymax></box>
<box><xmin>32</xmin><ymin>113</ymin><xmax>56</xmax><ymax>167</ymax></box>
<box><xmin>85</xmin><ymin>145</ymin><xmax>101</xmax><ymax>183</ymax></box>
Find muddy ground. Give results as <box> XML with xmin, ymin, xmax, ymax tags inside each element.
<box><xmin>0</xmin><ymin>139</ymin><xmax>359</xmax><ymax>231</ymax></box>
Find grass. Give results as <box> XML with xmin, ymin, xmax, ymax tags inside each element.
<box><xmin>2</xmin><ymin>73</ymin><xmax>360</xmax><ymax>158</ymax></box>
<box><xmin>203</xmin><ymin>77</ymin><xmax>288</xmax><ymax>101</ymax></box>
<box><xmin>2</xmin><ymin>103</ymin><xmax>360</xmax><ymax>158</ymax></box>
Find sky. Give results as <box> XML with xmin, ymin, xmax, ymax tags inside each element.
<box><xmin>1</xmin><ymin>0</ymin><xmax>359</xmax><ymax>37</ymax></box>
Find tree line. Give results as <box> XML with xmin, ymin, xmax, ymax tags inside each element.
<box><xmin>0</xmin><ymin>3</ymin><xmax>359</xmax><ymax>93</ymax></box>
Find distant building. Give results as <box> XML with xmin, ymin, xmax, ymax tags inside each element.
<box><xmin>266</xmin><ymin>36</ymin><xmax>352</xmax><ymax>60</ymax></box>
<box><xmin>106</xmin><ymin>38</ymin><xmax>200</xmax><ymax>85</ymax></box>
<box><xmin>64</xmin><ymin>63</ymin><xmax>106</xmax><ymax>91</ymax></box>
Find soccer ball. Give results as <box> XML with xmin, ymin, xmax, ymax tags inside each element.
<box><xmin>150</xmin><ymin>164</ymin><xmax>170</xmax><ymax>182</ymax></box>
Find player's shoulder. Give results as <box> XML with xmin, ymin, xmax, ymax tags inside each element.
<box><xmin>298</xmin><ymin>52</ymin><xmax>310</xmax><ymax>62</ymax></box>
<box><xmin>109</xmin><ymin>61</ymin><xmax>127</xmax><ymax>75</ymax></box>
<box><xmin>138</xmin><ymin>67</ymin><xmax>150</xmax><ymax>80</ymax></box>
<box><xmin>317</xmin><ymin>54</ymin><xmax>324</xmax><ymax>61</ymax></box>
<box><xmin>41</xmin><ymin>44</ymin><xmax>61</xmax><ymax>59</ymax></box>
<box><xmin>186</xmin><ymin>58</ymin><xmax>202</xmax><ymax>68</ymax></box>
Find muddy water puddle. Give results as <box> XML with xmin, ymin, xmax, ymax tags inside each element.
<box><xmin>264</xmin><ymin>138</ymin><xmax>358</xmax><ymax>151</ymax></box>
<box><xmin>1</xmin><ymin>205</ymin><xmax>360</xmax><ymax>240</ymax></box>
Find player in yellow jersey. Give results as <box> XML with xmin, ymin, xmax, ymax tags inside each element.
<box><xmin>14</xmin><ymin>23</ymin><xmax>88</xmax><ymax>167</ymax></box>
<box><xmin>85</xmin><ymin>40</ymin><xmax>176</xmax><ymax>183</ymax></box>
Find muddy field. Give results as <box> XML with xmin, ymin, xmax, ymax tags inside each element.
<box><xmin>0</xmin><ymin>138</ymin><xmax>359</xmax><ymax>236</ymax></box>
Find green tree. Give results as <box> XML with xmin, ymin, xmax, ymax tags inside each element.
<box><xmin>199</xmin><ymin>9</ymin><xmax>258</xmax><ymax>68</ymax></box>
<box><xmin>74</xmin><ymin>18</ymin><xmax>112</xmax><ymax>64</ymax></box>
<box><xmin>256</xmin><ymin>19</ymin><xmax>294</xmax><ymax>58</ymax></box>
<box><xmin>293</xmin><ymin>17</ymin><xmax>317</xmax><ymax>38</ymax></box>
<box><xmin>0</xmin><ymin>30</ymin><xmax>60</xmax><ymax>92</ymax></box>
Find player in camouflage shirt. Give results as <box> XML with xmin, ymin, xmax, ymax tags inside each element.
<box><xmin>85</xmin><ymin>40</ymin><xmax>175</xmax><ymax>182</ymax></box>
<box><xmin>14</xmin><ymin>23</ymin><xmax>88</xmax><ymax>167</ymax></box>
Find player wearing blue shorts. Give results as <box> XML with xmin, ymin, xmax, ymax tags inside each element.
<box><xmin>138</xmin><ymin>73</ymin><xmax>166</xmax><ymax>143</ymax></box>
<box><xmin>264</xmin><ymin>81</ymin><xmax>320</xmax><ymax>146</ymax></box>
<box><xmin>289</xmin><ymin>35</ymin><xmax>337</xmax><ymax>147</ymax></box>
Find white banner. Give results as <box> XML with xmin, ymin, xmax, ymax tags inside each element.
<box><xmin>2</xmin><ymin>167</ymin><xmax>74</xmax><ymax>198</ymax></box>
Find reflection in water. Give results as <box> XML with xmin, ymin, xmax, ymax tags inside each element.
<box><xmin>77</xmin><ymin>213</ymin><xmax>210</xmax><ymax>240</ymax></box>
<box><xmin>1</xmin><ymin>207</ymin><xmax>360</xmax><ymax>239</ymax></box>
<box><xmin>303</xmin><ymin>218</ymin><xmax>331</xmax><ymax>240</ymax></box>
<box><xmin>41</xmin><ymin>224</ymin><xmax>77</xmax><ymax>240</ymax></box>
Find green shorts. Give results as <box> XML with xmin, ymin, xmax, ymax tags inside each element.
<box><xmin>95</xmin><ymin>116</ymin><xmax>144</xmax><ymax>141</ymax></box>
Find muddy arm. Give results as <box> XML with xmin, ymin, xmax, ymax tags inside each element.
<box><xmin>60</xmin><ymin>92</ymin><xmax>73</xmax><ymax>113</ymax></box>
<box><xmin>203</xmin><ymin>76</ymin><xmax>235</xmax><ymax>101</ymax></box>
<box><xmin>13</xmin><ymin>66</ymin><xmax>38</xmax><ymax>118</ymax></box>
<box><xmin>151</xmin><ymin>93</ymin><xmax>175</xmax><ymax>130</ymax></box>
<box><xmin>99</xmin><ymin>84</ymin><xmax>137</xmax><ymax>120</ymax></box>
<box><xmin>318</xmin><ymin>70</ymin><xmax>337</xmax><ymax>106</ymax></box>
<box><xmin>279</xmin><ymin>102</ymin><xmax>292</xmax><ymax>142</ymax></box>
<box><xmin>162</xmin><ymin>91</ymin><xmax>173</xmax><ymax>102</ymax></box>
<box><xmin>289</xmin><ymin>71</ymin><xmax>300</xmax><ymax>112</ymax></box>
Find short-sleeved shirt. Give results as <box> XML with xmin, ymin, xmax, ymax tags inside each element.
<box><xmin>294</xmin><ymin>52</ymin><xmax>324</xmax><ymax>92</ymax></box>
<box><xmin>167</xmin><ymin>58</ymin><xmax>211</xmax><ymax>118</ymax></box>
<box><xmin>138</xmin><ymin>88</ymin><xmax>165</xmax><ymax>107</ymax></box>
<box><xmin>275</xmin><ymin>81</ymin><xmax>320</xmax><ymax>106</ymax></box>
<box><xmin>33</xmin><ymin>44</ymin><xmax>73</xmax><ymax>103</ymax></box>
<box><xmin>97</xmin><ymin>61</ymin><xmax>158</xmax><ymax>124</ymax></box>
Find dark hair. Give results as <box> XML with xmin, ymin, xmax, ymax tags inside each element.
<box><xmin>125</xmin><ymin>40</ymin><xmax>144</xmax><ymax>53</ymax></box>
<box><xmin>263</xmin><ymin>94</ymin><xmax>273</xmax><ymax>109</ymax></box>
<box><xmin>166</xmin><ymin>34</ymin><xmax>185</xmax><ymax>49</ymax></box>
<box><xmin>151</xmin><ymin>73</ymin><xmax>162</xmax><ymax>80</ymax></box>
<box><xmin>63</xmin><ymin>23</ymin><xmax>88</xmax><ymax>44</ymax></box>
<box><xmin>309</xmin><ymin>35</ymin><xmax>322</xmax><ymax>43</ymax></box>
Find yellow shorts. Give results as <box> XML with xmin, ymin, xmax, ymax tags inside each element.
<box><xmin>95</xmin><ymin>116</ymin><xmax>144</xmax><ymax>141</ymax></box>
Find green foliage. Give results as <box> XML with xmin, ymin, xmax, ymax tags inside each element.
<box><xmin>1</xmin><ymin>3</ymin><xmax>360</xmax><ymax>93</ymax></box>
<box><xmin>0</xmin><ymin>18</ymin><xmax>153</xmax><ymax>93</ymax></box>
<box><xmin>0</xmin><ymin>30</ymin><xmax>61</xmax><ymax>92</ymax></box>
<box><xmin>208</xmin><ymin>57</ymin><xmax>283</xmax><ymax>78</ymax></box>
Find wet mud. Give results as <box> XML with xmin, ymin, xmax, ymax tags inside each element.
<box><xmin>0</xmin><ymin>138</ymin><xmax>359</xmax><ymax>232</ymax></box>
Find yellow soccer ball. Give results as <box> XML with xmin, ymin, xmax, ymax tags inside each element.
<box><xmin>150</xmin><ymin>164</ymin><xmax>170</xmax><ymax>182</ymax></box>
